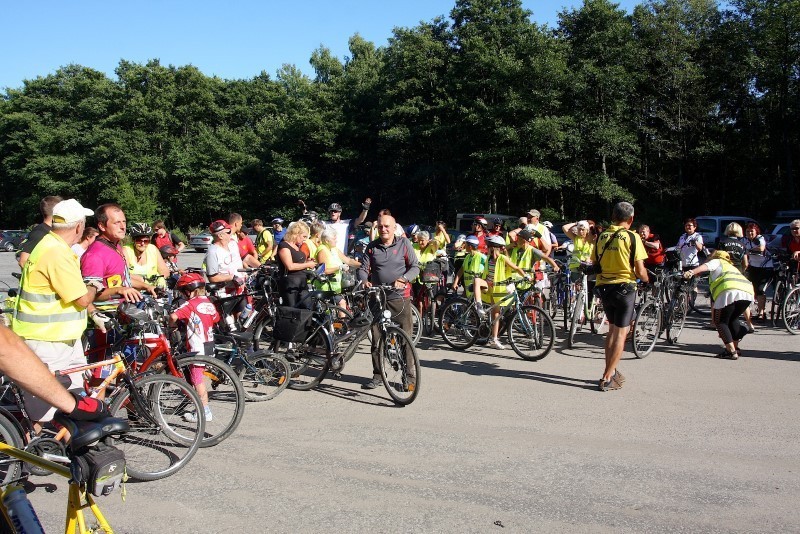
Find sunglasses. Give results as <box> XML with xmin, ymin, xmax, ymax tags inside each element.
<box><xmin>134</xmin><ymin>237</ymin><xmax>150</xmax><ymax>242</ymax></box>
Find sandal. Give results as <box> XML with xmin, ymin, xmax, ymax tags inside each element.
<box><xmin>599</xmin><ymin>375</ymin><xmax>623</xmax><ymax>391</ymax></box>
<box><xmin>715</xmin><ymin>350</ymin><xmax>738</xmax><ymax>360</ymax></box>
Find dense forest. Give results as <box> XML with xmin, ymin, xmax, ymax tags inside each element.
<box><xmin>0</xmin><ymin>0</ymin><xmax>798</xmax><ymax>236</ymax></box>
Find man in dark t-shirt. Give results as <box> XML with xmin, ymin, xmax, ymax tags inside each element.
<box><xmin>18</xmin><ymin>195</ymin><xmax>63</xmax><ymax>268</ymax></box>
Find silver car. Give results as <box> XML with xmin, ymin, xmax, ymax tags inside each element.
<box><xmin>189</xmin><ymin>232</ymin><xmax>213</xmax><ymax>252</ymax></box>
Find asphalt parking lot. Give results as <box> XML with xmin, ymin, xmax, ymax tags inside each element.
<box><xmin>2</xmin><ymin>249</ymin><xmax>799</xmax><ymax>533</ymax></box>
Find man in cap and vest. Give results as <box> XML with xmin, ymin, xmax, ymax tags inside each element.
<box><xmin>12</xmin><ymin>199</ymin><xmax>112</xmax><ymax>422</ymax></box>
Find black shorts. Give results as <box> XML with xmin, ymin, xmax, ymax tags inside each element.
<box><xmin>597</xmin><ymin>283</ymin><xmax>637</xmax><ymax>328</ymax></box>
<box><xmin>745</xmin><ymin>266</ymin><xmax>772</xmax><ymax>296</ymax></box>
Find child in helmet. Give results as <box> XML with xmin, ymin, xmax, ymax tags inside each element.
<box><xmin>169</xmin><ymin>272</ymin><xmax>220</xmax><ymax>422</ymax></box>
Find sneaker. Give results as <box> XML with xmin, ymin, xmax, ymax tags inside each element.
<box><xmin>476</xmin><ymin>306</ymin><xmax>486</xmax><ymax>318</ymax></box>
<box><xmin>599</xmin><ymin>375</ymin><xmax>623</xmax><ymax>391</ymax></box>
<box><xmin>491</xmin><ymin>338</ymin><xmax>506</xmax><ymax>350</ymax></box>
<box><xmin>362</xmin><ymin>376</ymin><xmax>382</xmax><ymax>390</ymax></box>
<box><xmin>184</xmin><ymin>406</ymin><xmax>213</xmax><ymax>422</ymax></box>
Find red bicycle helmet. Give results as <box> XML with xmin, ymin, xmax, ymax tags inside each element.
<box><xmin>159</xmin><ymin>245</ymin><xmax>179</xmax><ymax>259</ymax></box>
<box><xmin>176</xmin><ymin>272</ymin><xmax>205</xmax><ymax>292</ymax></box>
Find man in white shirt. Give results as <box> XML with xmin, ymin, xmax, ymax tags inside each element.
<box><xmin>324</xmin><ymin>198</ymin><xmax>372</xmax><ymax>254</ymax></box>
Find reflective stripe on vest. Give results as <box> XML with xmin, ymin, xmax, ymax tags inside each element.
<box><xmin>710</xmin><ymin>260</ymin><xmax>754</xmax><ymax>300</ymax></box>
<box><xmin>12</xmin><ymin>233</ymin><xmax>87</xmax><ymax>341</ymax></box>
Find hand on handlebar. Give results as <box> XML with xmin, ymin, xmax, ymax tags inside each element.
<box><xmin>118</xmin><ymin>286</ymin><xmax>143</xmax><ymax>303</ymax></box>
<box><xmin>393</xmin><ymin>278</ymin><xmax>408</xmax><ymax>290</ymax></box>
<box><xmin>90</xmin><ymin>311</ymin><xmax>115</xmax><ymax>333</ymax></box>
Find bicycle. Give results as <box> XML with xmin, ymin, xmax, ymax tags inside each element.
<box><xmin>567</xmin><ymin>272</ymin><xmax>606</xmax><ymax>349</ymax></box>
<box><xmin>88</xmin><ymin>296</ymin><xmax>245</xmax><ymax>449</ymax></box>
<box><xmin>439</xmin><ymin>277</ymin><xmax>555</xmax><ymax>361</ymax></box>
<box><xmin>214</xmin><ymin>330</ymin><xmax>291</xmax><ymax>401</ymax></box>
<box><xmin>0</xmin><ymin>411</ymin><xmax>129</xmax><ymax>534</ymax></box>
<box><xmin>331</xmin><ymin>283</ymin><xmax>421</xmax><ymax>405</ymax></box>
<box><xmin>631</xmin><ymin>270</ymin><xmax>689</xmax><ymax>358</ymax></box>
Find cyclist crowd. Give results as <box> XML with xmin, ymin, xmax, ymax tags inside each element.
<box><xmin>3</xmin><ymin>194</ymin><xmax>800</xmax><ymax>419</ymax></box>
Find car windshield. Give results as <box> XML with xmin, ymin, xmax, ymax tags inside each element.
<box><xmin>768</xmin><ymin>224</ymin><xmax>790</xmax><ymax>236</ymax></box>
<box><xmin>695</xmin><ymin>219</ymin><xmax>716</xmax><ymax>234</ymax></box>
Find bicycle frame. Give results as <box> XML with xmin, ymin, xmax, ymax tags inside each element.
<box><xmin>0</xmin><ymin>442</ymin><xmax>113</xmax><ymax>534</ymax></box>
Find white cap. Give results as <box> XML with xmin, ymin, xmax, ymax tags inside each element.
<box><xmin>52</xmin><ymin>199</ymin><xmax>93</xmax><ymax>224</ymax></box>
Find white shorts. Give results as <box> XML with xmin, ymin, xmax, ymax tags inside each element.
<box><xmin>23</xmin><ymin>339</ymin><xmax>87</xmax><ymax>422</ymax></box>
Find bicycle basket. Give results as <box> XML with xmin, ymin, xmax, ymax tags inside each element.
<box><xmin>421</xmin><ymin>262</ymin><xmax>442</xmax><ymax>284</ymax></box>
<box><xmin>272</xmin><ymin>306</ymin><xmax>314</xmax><ymax>342</ymax></box>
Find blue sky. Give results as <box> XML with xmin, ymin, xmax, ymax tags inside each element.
<box><xmin>2</xmin><ymin>0</ymin><xmax>639</xmax><ymax>91</ymax></box>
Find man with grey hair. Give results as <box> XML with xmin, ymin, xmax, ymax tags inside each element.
<box><xmin>358</xmin><ymin>213</ymin><xmax>420</xmax><ymax>390</ymax></box>
<box><xmin>12</xmin><ymin>199</ymin><xmax>111</xmax><ymax>422</ymax></box>
<box><xmin>592</xmin><ymin>201</ymin><xmax>648</xmax><ymax>391</ymax></box>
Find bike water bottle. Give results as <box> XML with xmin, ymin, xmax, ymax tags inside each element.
<box><xmin>2</xmin><ymin>486</ymin><xmax>45</xmax><ymax>534</ymax></box>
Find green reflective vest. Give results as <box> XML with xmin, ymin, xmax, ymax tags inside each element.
<box><xmin>710</xmin><ymin>260</ymin><xmax>754</xmax><ymax>300</ymax></box>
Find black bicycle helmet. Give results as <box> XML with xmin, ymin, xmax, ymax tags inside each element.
<box><xmin>129</xmin><ymin>222</ymin><xmax>153</xmax><ymax>237</ymax></box>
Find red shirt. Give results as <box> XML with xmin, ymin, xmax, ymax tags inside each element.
<box><xmin>174</xmin><ymin>296</ymin><xmax>220</xmax><ymax>355</ymax></box>
<box><xmin>476</xmin><ymin>232</ymin><xmax>488</xmax><ymax>254</ymax></box>
<box><xmin>643</xmin><ymin>233</ymin><xmax>665</xmax><ymax>267</ymax></box>
<box><xmin>237</xmin><ymin>236</ymin><xmax>256</xmax><ymax>260</ymax></box>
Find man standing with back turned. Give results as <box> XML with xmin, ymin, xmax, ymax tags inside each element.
<box><xmin>592</xmin><ymin>202</ymin><xmax>648</xmax><ymax>392</ymax></box>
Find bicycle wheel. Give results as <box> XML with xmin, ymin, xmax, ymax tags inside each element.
<box><xmin>632</xmin><ymin>301</ymin><xmax>661</xmax><ymax>358</ymax></box>
<box><xmin>108</xmin><ymin>374</ymin><xmax>204</xmax><ymax>482</ymax></box>
<box><xmin>589</xmin><ymin>298</ymin><xmax>607</xmax><ymax>335</ymax></box>
<box><xmin>285</xmin><ymin>328</ymin><xmax>332</xmax><ymax>391</ymax></box>
<box><xmin>237</xmin><ymin>353</ymin><xmax>291</xmax><ymax>401</ymax></box>
<box><xmin>771</xmin><ymin>281</ymin><xmax>786</xmax><ymax>327</ymax></box>
<box><xmin>782</xmin><ymin>286</ymin><xmax>800</xmax><ymax>334</ymax></box>
<box><xmin>567</xmin><ymin>292</ymin><xmax>584</xmax><ymax>349</ymax></box>
<box><xmin>177</xmin><ymin>355</ymin><xmax>245</xmax><ymax>447</ymax></box>
<box><xmin>508</xmin><ymin>305</ymin><xmax>555</xmax><ymax>361</ymax></box>
<box><xmin>0</xmin><ymin>409</ymin><xmax>24</xmax><ymax>486</ymax></box>
<box><xmin>562</xmin><ymin>288</ymin><xmax>571</xmax><ymax>331</ymax></box>
<box><xmin>421</xmin><ymin>290</ymin><xmax>433</xmax><ymax>337</ymax></box>
<box><xmin>688</xmin><ymin>275</ymin><xmax>711</xmax><ymax>315</ymax></box>
<box><xmin>379</xmin><ymin>326</ymin><xmax>420</xmax><ymax>406</ymax></box>
<box><xmin>439</xmin><ymin>298</ymin><xmax>480</xmax><ymax>350</ymax></box>
<box><xmin>666</xmin><ymin>292</ymin><xmax>689</xmax><ymax>344</ymax></box>
<box><xmin>546</xmin><ymin>287</ymin><xmax>558</xmax><ymax>321</ymax></box>
<box><xmin>409</xmin><ymin>304</ymin><xmax>422</xmax><ymax>346</ymax></box>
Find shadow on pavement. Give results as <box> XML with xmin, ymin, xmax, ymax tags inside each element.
<box><xmin>422</xmin><ymin>358</ymin><xmax>598</xmax><ymax>390</ymax></box>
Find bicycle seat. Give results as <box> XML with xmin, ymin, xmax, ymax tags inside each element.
<box><xmin>310</xmin><ymin>290</ymin><xmax>336</xmax><ymax>300</ymax></box>
<box><xmin>53</xmin><ymin>414</ymin><xmax>130</xmax><ymax>451</ymax></box>
<box><xmin>229</xmin><ymin>330</ymin><xmax>254</xmax><ymax>343</ymax></box>
<box><xmin>206</xmin><ymin>282</ymin><xmax>225</xmax><ymax>292</ymax></box>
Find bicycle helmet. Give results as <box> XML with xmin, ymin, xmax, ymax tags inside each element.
<box><xmin>406</xmin><ymin>224</ymin><xmax>419</xmax><ymax>236</ymax></box>
<box><xmin>455</xmin><ymin>234</ymin><xmax>466</xmax><ymax>242</ymax></box>
<box><xmin>271</xmin><ymin>217</ymin><xmax>284</xmax><ymax>225</ymax></box>
<box><xmin>492</xmin><ymin>217</ymin><xmax>502</xmax><ymax>225</ymax></box>
<box><xmin>465</xmin><ymin>235</ymin><xmax>480</xmax><ymax>247</ymax></box>
<box><xmin>518</xmin><ymin>229</ymin><xmax>534</xmax><ymax>241</ymax></box>
<box><xmin>128</xmin><ymin>223</ymin><xmax>152</xmax><ymax>237</ymax></box>
<box><xmin>328</xmin><ymin>203</ymin><xmax>343</xmax><ymax>212</ymax></box>
<box><xmin>159</xmin><ymin>245</ymin><xmax>179</xmax><ymax>259</ymax></box>
<box><xmin>176</xmin><ymin>272</ymin><xmax>206</xmax><ymax>292</ymax></box>
<box><xmin>486</xmin><ymin>235</ymin><xmax>506</xmax><ymax>248</ymax></box>
<box><xmin>475</xmin><ymin>217</ymin><xmax>488</xmax><ymax>227</ymax></box>
<box><xmin>543</xmin><ymin>221</ymin><xmax>553</xmax><ymax>229</ymax></box>
<box><xmin>301</xmin><ymin>211</ymin><xmax>318</xmax><ymax>224</ymax></box>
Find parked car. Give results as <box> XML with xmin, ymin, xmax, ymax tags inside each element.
<box><xmin>189</xmin><ymin>232</ymin><xmax>213</xmax><ymax>252</ymax></box>
<box><xmin>694</xmin><ymin>216</ymin><xmax>761</xmax><ymax>248</ymax></box>
<box><xmin>765</xmin><ymin>223</ymin><xmax>792</xmax><ymax>251</ymax></box>
<box><xmin>0</xmin><ymin>230</ymin><xmax>28</xmax><ymax>252</ymax></box>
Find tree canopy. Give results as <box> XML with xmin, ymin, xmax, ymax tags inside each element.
<box><xmin>1</xmin><ymin>0</ymin><xmax>798</xmax><ymax>236</ymax></box>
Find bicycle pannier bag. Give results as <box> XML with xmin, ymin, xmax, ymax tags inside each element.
<box><xmin>74</xmin><ymin>443</ymin><xmax>126</xmax><ymax>497</ymax></box>
<box><xmin>273</xmin><ymin>306</ymin><xmax>314</xmax><ymax>342</ymax></box>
